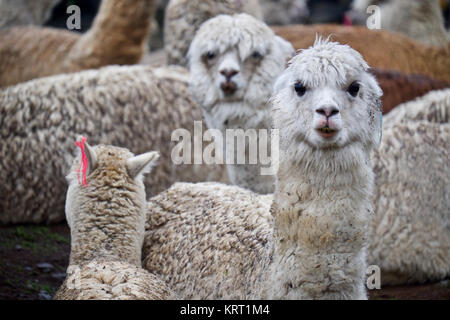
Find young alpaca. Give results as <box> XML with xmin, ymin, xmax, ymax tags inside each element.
<box><xmin>164</xmin><ymin>0</ymin><xmax>263</xmax><ymax>66</ymax></box>
<box><xmin>349</xmin><ymin>0</ymin><xmax>449</xmax><ymax>47</ymax></box>
<box><xmin>54</xmin><ymin>142</ymin><xmax>175</xmax><ymax>300</ymax></box>
<box><xmin>0</xmin><ymin>0</ymin><xmax>158</xmax><ymax>87</ymax></box>
<box><xmin>143</xmin><ymin>39</ymin><xmax>383</xmax><ymax>299</ymax></box>
<box><xmin>188</xmin><ymin>13</ymin><xmax>295</xmax><ymax>194</ymax></box>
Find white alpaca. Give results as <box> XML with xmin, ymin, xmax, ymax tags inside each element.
<box><xmin>55</xmin><ymin>142</ymin><xmax>175</xmax><ymax>300</ymax></box>
<box><xmin>187</xmin><ymin>14</ymin><xmax>450</xmax><ymax>286</ymax></box>
<box><xmin>143</xmin><ymin>39</ymin><xmax>383</xmax><ymax>299</ymax></box>
<box><xmin>188</xmin><ymin>13</ymin><xmax>295</xmax><ymax>194</ymax></box>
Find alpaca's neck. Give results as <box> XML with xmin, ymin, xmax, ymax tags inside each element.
<box><xmin>204</xmin><ymin>100</ymin><xmax>276</xmax><ymax>194</ymax></box>
<box><xmin>69</xmin><ymin>0</ymin><xmax>157</xmax><ymax>67</ymax></box>
<box><xmin>264</xmin><ymin>144</ymin><xmax>374</xmax><ymax>299</ymax></box>
<box><xmin>69</xmin><ymin>189</ymin><xmax>146</xmax><ymax>267</ymax></box>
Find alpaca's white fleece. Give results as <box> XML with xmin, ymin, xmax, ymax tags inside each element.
<box><xmin>143</xmin><ymin>39</ymin><xmax>382</xmax><ymax>299</ymax></box>
<box><xmin>55</xmin><ymin>259</ymin><xmax>175</xmax><ymax>300</ymax></box>
<box><xmin>380</xmin><ymin>88</ymin><xmax>449</xmax><ymax>126</ymax></box>
<box><xmin>0</xmin><ymin>65</ymin><xmax>226</xmax><ymax>224</ymax></box>
<box><xmin>368</xmin><ymin>89</ymin><xmax>450</xmax><ymax>285</ymax></box>
<box><xmin>144</xmin><ymin>182</ymin><xmax>273</xmax><ymax>299</ymax></box>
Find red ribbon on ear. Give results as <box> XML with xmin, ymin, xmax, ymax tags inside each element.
<box><xmin>75</xmin><ymin>137</ymin><xmax>89</xmax><ymax>187</ymax></box>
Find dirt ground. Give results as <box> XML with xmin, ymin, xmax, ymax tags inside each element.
<box><xmin>0</xmin><ymin>224</ymin><xmax>449</xmax><ymax>300</ymax></box>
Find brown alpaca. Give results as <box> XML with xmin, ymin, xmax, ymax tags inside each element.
<box><xmin>273</xmin><ymin>24</ymin><xmax>450</xmax><ymax>83</ymax></box>
<box><xmin>0</xmin><ymin>0</ymin><xmax>157</xmax><ymax>87</ymax></box>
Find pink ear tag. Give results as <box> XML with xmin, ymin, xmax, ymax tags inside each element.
<box><xmin>343</xmin><ymin>13</ymin><xmax>353</xmax><ymax>26</ymax></box>
<box><xmin>75</xmin><ymin>137</ymin><xmax>89</xmax><ymax>187</ymax></box>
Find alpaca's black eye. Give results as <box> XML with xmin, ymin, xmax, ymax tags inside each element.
<box><xmin>205</xmin><ymin>51</ymin><xmax>216</xmax><ymax>60</ymax></box>
<box><xmin>294</xmin><ymin>82</ymin><xmax>306</xmax><ymax>97</ymax></box>
<box><xmin>251</xmin><ymin>51</ymin><xmax>263</xmax><ymax>60</ymax></box>
<box><xmin>348</xmin><ymin>81</ymin><xmax>360</xmax><ymax>97</ymax></box>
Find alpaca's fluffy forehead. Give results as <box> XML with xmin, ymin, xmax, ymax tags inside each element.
<box><xmin>286</xmin><ymin>40</ymin><xmax>369</xmax><ymax>88</ymax></box>
<box><xmin>68</xmin><ymin>145</ymin><xmax>134</xmax><ymax>180</ymax></box>
<box><xmin>189</xmin><ymin>13</ymin><xmax>275</xmax><ymax>61</ymax></box>
<box><xmin>92</xmin><ymin>145</ymin><xmax>134</xmax><ymax>165</ymax></box>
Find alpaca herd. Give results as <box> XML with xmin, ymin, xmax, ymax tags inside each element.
<box><xmin>0</xmin><ymin>0</ymin><xmax>448</xmax><ymax>300</ymax></box>
<box><xmin>0</xmin><ymin>0</ymin><xmax>157</xmax><ymax>87</ymax></box>
<box><xmin>143</xmin><ymin>39</ymin><xmax>383</xmax><ymax>299</ymax></box>
<box><xmin>0</xmin><ymin>64</ymin><xmax>225</xmax><ymax>224</ymax></box>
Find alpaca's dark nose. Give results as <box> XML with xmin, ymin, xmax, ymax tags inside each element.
<box><xmin>315</xmin><ymin>106</ymin><xmax>340</xmax><ymax>118</ymax></box>
<box><xmin>220</xmin><ymin>69</ymin><xmax>239</xmax><ymax>80</ymax></box>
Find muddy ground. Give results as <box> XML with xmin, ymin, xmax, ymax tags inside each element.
<box><xmin>0</xmin><ymin>224</ymin><xmax>449</xmax><ymax>300</ymax></box>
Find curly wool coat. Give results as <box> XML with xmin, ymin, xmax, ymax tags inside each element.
<box><xmin>0</xmin><ymin>65</ymin><xmax>226</xmax><ymax>224</ymax></box>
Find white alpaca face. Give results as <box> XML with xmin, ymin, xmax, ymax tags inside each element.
<box><xmin>204</xmin><ymin>48</ymin><xmax>259</xmax><ymax>102</ymax></box>
<box><xmin>273</xmin><ymin>40</ymin><xmax>382</xmax><ymax>150</ymax></box>
<box><xmin>188</xmin><ymin>13</ymin><xmax>294</xmax><ymax>129</ymax></box>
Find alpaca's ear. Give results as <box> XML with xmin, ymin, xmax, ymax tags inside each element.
<box><xmin>363</xmin><ymin>72</ymin><xmax>383</xmax><ymax>99</ymax></box>
<box><xmin>84</xmin><ymin>142</ymin><xmax>97</xmax><ymax>175</ymax></box>
<box><xmin>361</xmin><ymin>73</ymin><xmax>383</xmax><ymax>146</ymax></box>
<box><xmin>126</xmin><ymin>151</ymin><xmax>160</xmax><ymax>179</ymax></box>
<box><xmin>274</xmin><ymin>36</ymin><xmax>295</xmax><ymax>67</ymax></box>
